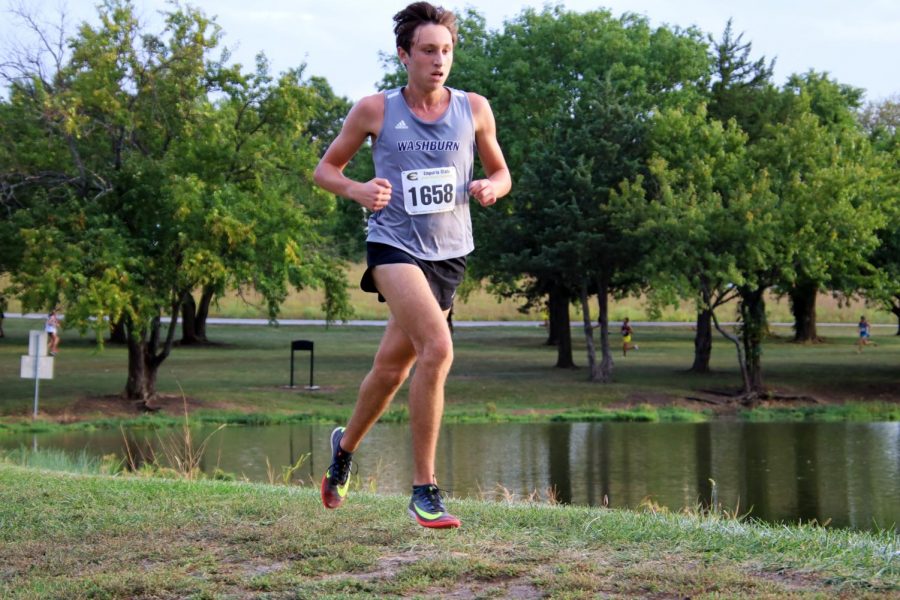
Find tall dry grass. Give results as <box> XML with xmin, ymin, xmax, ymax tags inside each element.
<box><xmin>3</xmin><ymin>268</ymin><xmax>892</xmax><ymax>323</ymax></box>
<box><xmin>206</xmin><ymin>263</ymin><xmax>892</xmax><ymax>324</ymax></box>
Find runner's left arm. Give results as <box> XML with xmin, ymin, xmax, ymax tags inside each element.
<box><xmin>467</xmin><ymin>93</ymin><xmax>511</xmax><ymax>207</ymax></box>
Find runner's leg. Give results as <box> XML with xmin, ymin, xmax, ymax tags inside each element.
<box><xmin>372</xmin><ymin>263</ymin><xmax>453</xmax><ymax>485</ymax></box>
<box><xmin>339</xmin><ymin>316</ymin><xmax>417</xmax><ymax>452</ymax></box>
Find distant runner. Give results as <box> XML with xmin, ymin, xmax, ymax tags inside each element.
<box><xmin>621</xmin><ymin>317</ymin><xmax>638</xmax><ymax>356</ymax></box>
<box><xmin>313</xmin><ymin>1</ymin><xmax>512</xmax><ymax>528</ymax></box>
<box><xmin>856</xmin><ymin>315</ymin><xmax>876</xmax><ymax>352</ymax></box>
<box><xmin>46</xmin><ymin>308</ymin><xmax>61</xmax><ymax>355</ymax></box>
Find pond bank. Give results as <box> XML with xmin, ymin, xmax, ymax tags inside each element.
<box><xmin>2</xmin><ymin>397</ymin><xmax>898</xmax><ymax>436</ymax></box>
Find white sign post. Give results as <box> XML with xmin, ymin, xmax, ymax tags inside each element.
<box><xmin>20</xmin><ymin>330</ymin><xmax>53</xmax><ymax>419</ymax></box>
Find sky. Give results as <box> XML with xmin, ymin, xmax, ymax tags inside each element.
<box><xmin>2</xmin><ymin>0</ymin><xmax>898</xmax><ymax>103</ymax></box>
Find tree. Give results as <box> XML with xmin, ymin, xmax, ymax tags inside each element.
<box><xmin>616</xmin><ymin>91</ymin><xmax>884</xmax><ymax>397</ymax></box>
<box><xmin>707</xmin><ymin>18</ymin><xmax>778</xmax><ymax>141</ymax></box>
<box><xmin>738</xmin><ymin>104</ymin><xmax>881</xmax><ymax>391</ymax></box>
<box><xmin>614</xmin><ymin>107</ymin><xmax>753</xmax><ymax>381</ymax></box>
<box><xmin>306</xmin><ymin>75</ymin><xmax>372</xmax><ymax>262</ymax></box>
<box><xmin>411</xmin><ymin>7</ymin><xmax>709</xmax><ymax>378</ymax></box>
<box><xmin>672</xmin><ymin>19</ymin><xmax>777</xmax><ymax>372</ymax></box>
<box><xmin>859</xmin><ymin>95</ymin><xmax>900</xmax><ymax>334</ymax></box>
<box><xmin>613</xmin><ymin>106</ymin><xmax>772</xmax><ymax>391</ymax></box>
<box><xmin>734</xmin><ymin>102</ymin><xmax>882</xmax><ymax>392</ymax></box>
<box><xmin>706</xmin><ymin>31</ymin><xmax>879</xmax><ymax>347</ymax></box>
<box><xmin>175</xmin><ymin>67</ymin><xmax>354</xmax><ymax>345</ymax></box>
<box><xmin>773</xmin><ymin>73</ymin><xmax>871</xmax><ymax>342</ymax></box>
<box><xmin>0</xmin><ymin>1</ymin><xmax>350</xmax><ymax>404</ymax></box>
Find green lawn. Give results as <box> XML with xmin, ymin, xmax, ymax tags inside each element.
<box><xmin>0</xmin><ymin>316</ymin><xmax>897</xmax><ymax>431</ymax></box>
<box><xmin>1</xmin><ymin>463</ymin><xmax>895</xmax><ymax>598</ymax></box>
<box><xmin>2</xmin><ymin>318</ymin><xmax>897</xmax><ymax>598</ymax></box>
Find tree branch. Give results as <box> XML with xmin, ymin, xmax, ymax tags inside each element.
<box><xmin>711</xmin><ymin>309</ymin><xmax>751</xmax><ymax>395</ymax></box>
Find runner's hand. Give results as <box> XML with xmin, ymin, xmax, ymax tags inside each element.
<box><xmin>468</xmin><ymin>179</ymin><xmax>497</xmax><ymax>207</ymax></box>
<box><xmin>355</xmin><ymin>178</ymin><xmax>392</xmax><ymax>211</ymax></box>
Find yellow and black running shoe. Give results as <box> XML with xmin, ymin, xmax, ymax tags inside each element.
<box><xmin>408</xmin><ymin>483</ymin><xmax>460</xmax><ymax>529</ymax></box>
<box><xmin>321</xmin><ymin>427</ymin><xmax>352</xmax><ymax>509</ymax></box>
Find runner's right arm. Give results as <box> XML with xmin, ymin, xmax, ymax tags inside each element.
<box><xmin>314</xmin><ymin>94</ymin><xmax>391</xmax><ymax>212</ymax></box>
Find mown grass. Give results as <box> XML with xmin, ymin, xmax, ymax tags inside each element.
<box><xmin>1</xmin><ymin>316</ymin><xmax>897</xmax><ymax>434</ymax></box>
<box><xmin>1</xmin><ymin>313</ymin><xmax>897</xmax><ymax>597</ymax></box>
<box><xmin>0</xmin><ymin>463</ymin><xmax>896</xmax><ymax>599</ymax></box>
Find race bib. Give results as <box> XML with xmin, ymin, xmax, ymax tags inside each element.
<box><xmin>401</xmin><ymin>166</ymin><xmax>457</xmax><ymax>215</ymax></box>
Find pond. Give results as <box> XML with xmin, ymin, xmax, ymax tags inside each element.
<box><xmin>3</xmin><ymin>421</ymin><xmax>897</xmax><ymax>531</ymax></box>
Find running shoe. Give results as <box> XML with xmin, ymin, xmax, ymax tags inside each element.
<box><xmin>408</xmin><ymin>483</ymin><xmax>461</xmax><ymax>529</ymax></box>
<box><xmin>321</xmin><ymin>427</ymin><xmax>352</xmax><ymax>509</ymax></box>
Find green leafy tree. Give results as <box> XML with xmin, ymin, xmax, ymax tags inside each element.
<box><xmin>707</xmin><ymin>18</ymin><xmax>778</xmax><ymax>141</ymax></box>
<box><xmin>668</xmin><ymin>19</ymin><xmax>777</xmax><ymax>372</ymax></box>
<box><xmin>738</xmin><ymin>103</ymin><xmax>881</xmax><ymax>391</ymax></box>
<box><xmin>613</xmin><ymin>106</ymin><xmax>759</xmax><ymax>384</ymax></box>
<box><xmin>508</xmin><ymin>10</ymin><xmax>708</xmax><ymax>381</ymax></box>
<box><xmin>859</xmin><ymin>95</ymin><xmax>900</xmax><ymax>333</ymax></box>
<box><xmin>391</xmin><ymin>7</ymin><xmax>709</xmax><ymax>378</ymax></box>
<box><xmin>776</xmin><ymin>73</ymin><xmax>873</xmax><ymax>342</ymax></box>
<box><xmin>0</xmin><ymin>1</ymin><xmax>349</xmax><ymax>403</ymax></box>
<box><xmin>617</xmin><ymin>94</ymin><xmax>883</xmax><ymax>396</ymax></box>
<box><xmin>175</xmin><ymin>63</ymin><xmax>353</xmax><ymax>344</ymax></box>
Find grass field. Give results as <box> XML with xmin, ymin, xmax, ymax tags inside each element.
<box><xmin>1</xmin><ymin>314</ymin><xmax>897</xmax><ymax>431</ymax></box>
<box><xmin>0</xmin><ymin>463</ymin><xmax>895</xmax><ymax>598</ymax></box>
<box><xmin>1</xmin><ymin>296</ymin><xmax>897</xmax><ymax>598</ymax></box>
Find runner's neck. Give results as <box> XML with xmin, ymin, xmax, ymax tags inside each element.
<box><xmin>401</xmin><ymin>86</ymin><xmax>449</xmax><ymax>121</ymax></box>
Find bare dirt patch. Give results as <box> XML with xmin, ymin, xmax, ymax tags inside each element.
<box><xmin>611</xmin><ymin>390</ymin><xmax>850</xmax><ymax>417</ymax></box>
<box><xmin>45</xmin><ymin>394</ymin><xmax>237</xmax><ymax>423</ymax></box>
<box><xmin>421</xmin><ymin>579</ymin><xmax>544</xmax><ymax>599</ymax></box>
<box><xmin>610</xmin><ymin>383</ymin><xmax>900</xmax><ymax>417</ymax></box>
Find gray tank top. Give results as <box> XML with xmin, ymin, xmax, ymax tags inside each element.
<box><xmin>368</xmin><ymin>87</ymin><xmax>476</xmax><ymax>260</ymax></box>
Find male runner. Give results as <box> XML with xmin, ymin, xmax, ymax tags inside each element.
<box><xmin>313</xmin><ymin>1</ymin><xmax>511</xmax><ymax>528</ymax></box>
<box><xmin>856</xmin><ymin>315</ymin><xmax>876</xmax><ymax>352</ymax></box>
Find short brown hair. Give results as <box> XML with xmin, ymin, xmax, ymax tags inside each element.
<box><xmin>393</xmin><ymin>2</ymin><xmax>458</xmax><ymax>53</ymax></box>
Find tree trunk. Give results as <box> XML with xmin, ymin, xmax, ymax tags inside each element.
<box><xmin>181</xmin><ymin>294</ymin><xmax>199</xmax><ymax>344</ymax></box>
<box><xmin>181</xmin><ymin>286</ymin><xmax>214</xmax><ymax>344</ymax></box>
<box><xmin>126</xmin><ymin>333</ymin><xmax>160</xmax><ymax>402</ymax></box>
<box><xmin>690</xmin><ymin>308</ymin><xmax>713</xmax><ymax>373</ymax></box>
<box><xmin>789</xmin><ymin>280</ymin><xmax>819</xmax><ymax>342</ymax></box>
<box><xmin>596</xmin><ymin>275</ymin><xmax>613</xmax><ymax>382</ymax></box>
<box><xmin>580</xmin><ymin>282</ymin><xmax>600</xmax><ymax>382</ymax></box>
<box><xmin>124</xmin><ymin>297</ymin><xmax>182</xmax><ymax>404</ymax></box>
<box><xmin>108</xmin><ymin>317</ymin><xmax>128</xmax><ymax>345</ymax></box>
<box><xmin>195</xmin><ymin>285</ymin><xmax>214</xmax><ymax>340</ymax></box>
<box><xmin>739</xmin><ymin>286</ymin><xmax>767</xmax><ymax>394</ymax></box>
<box><xmin>550</xmin><ymin>282</ymin><xmax>575</xmax><ymax>368</ymax></box>
<box><xmin>545</xmin><ymin>284</ymin><xmax>565</xmax><ymax>346</ymax></box>
<box><xmin>712</xmin><ymin>310</ymin><xmax>750</xmax><ymax>395</ymax></box>
<box><xmin>892</xmin><ymin>297</ymin><xmax>900</xmax><ymax>336</ymax></box>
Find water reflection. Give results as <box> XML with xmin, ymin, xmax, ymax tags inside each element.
<box><xmin>4</xmin><ymin>421</ymin><xmax>897</xmax><ymax>531</ymax></box>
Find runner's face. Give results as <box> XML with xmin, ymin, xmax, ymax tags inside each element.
<box><xmin>400</xmin><ymin>23</ymin><xmax>453</xmax><ymax>89</ymax></box>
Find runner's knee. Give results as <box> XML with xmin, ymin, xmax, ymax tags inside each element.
<box><xmin>416</xmin><ymin>336</ymin><xmax>454</xmax><ymax>372</ymax></box>
<box><xmin>372</xmin><ymin>362</ymin><xmax>413</xmax><ymax>390</ymax></box>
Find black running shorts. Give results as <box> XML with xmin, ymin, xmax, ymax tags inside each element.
<box><xmin>360</xmin><ymin>242</ymin><xmax>466</xmax><ymax>311</ymax></box>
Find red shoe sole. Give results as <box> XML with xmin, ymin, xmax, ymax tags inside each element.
<box><xmin>321</xmin><ymin>475</ymin><xmax>343</xmax><ymax>509</ymax></box>
<box><xmin>409</xmin><ymin>510</ymin><xmax>460</xmax><ymax>529</ymax></box>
